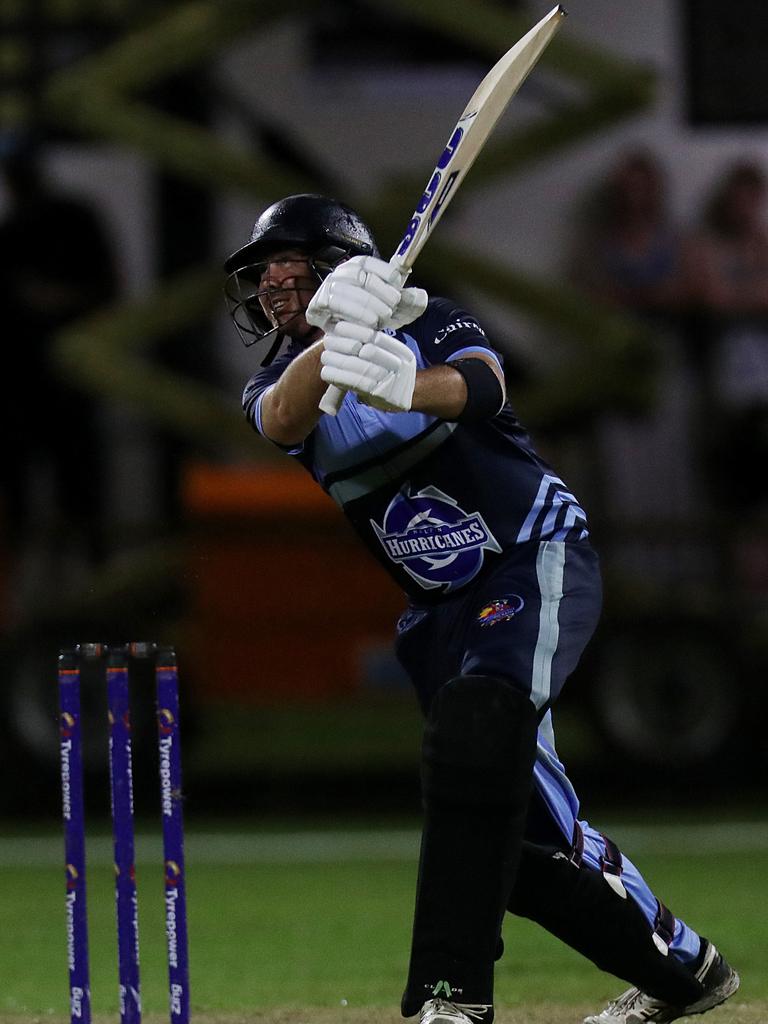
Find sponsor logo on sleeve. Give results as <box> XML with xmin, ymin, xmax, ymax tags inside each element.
<box><xmin>434</xmin><ymin>319</ymin><xmax>486</xmax><ymax>344</ymax></box>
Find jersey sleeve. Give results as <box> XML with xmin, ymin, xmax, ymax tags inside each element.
<box><xmin>242</xmin><ymin>354</ymin><xmax>304</xmax><ymax>455</ymax></box>
<box><xmin>409</xmin><ymin>296</ymin><xmax>504</xmax><ymax>372</ymax></box>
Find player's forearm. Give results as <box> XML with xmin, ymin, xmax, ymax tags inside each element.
<box><xmin>260</xmin><ymin>340</ymin><xmax>327</xmax><ymax>445</ymax></box>
<box><xmin>410</xmin><ymin>358</ymin><xmax>506</xmax><ymax>421</ymax></box>
<box><xmin>409</xmin><ymin>365</ymin><xmax>468</xmax><ymax>419</ymax></box>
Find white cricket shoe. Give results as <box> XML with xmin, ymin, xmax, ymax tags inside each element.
<box><xmin>583</xmin><ymin>941</ymin><xmax>740</xmax><ymax>1024</ymax></box>
<box><xmin>419</xmin><ymin>998</ymin><xmax>493</xmax><ymax>1024</ymax></box>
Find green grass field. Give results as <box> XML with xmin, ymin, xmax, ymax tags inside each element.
<box><xmin>1</xmin><ymin>822</ymin><xmax>766</xmax><ymax>1024</ymax></box>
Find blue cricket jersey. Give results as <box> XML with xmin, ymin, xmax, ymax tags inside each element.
<box><xmin>242</xmin><ymin>297</ymin><xmax>589</xmax><ymax>602</ymax></box>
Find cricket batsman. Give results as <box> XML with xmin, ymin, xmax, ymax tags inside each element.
<box><xmin>224</xmin><ymin>193</ymin><xmax>739</xmax><ymax>1024</ymax></box>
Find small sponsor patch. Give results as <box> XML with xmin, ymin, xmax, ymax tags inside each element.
<box><xmin>435</xmin><ymin>319</ymin><xmax>485</xmax><ymax>344</ymax></box>
<box><xmin>477</xmin><ymin>595</ymin><xmax>524</xmax><ymax>627</ymax></box>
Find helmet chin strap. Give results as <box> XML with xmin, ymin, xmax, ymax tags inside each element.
<box><xmin>253</xmin><ymin>318</ymin><xmax>316</xmax><ymax>368</ymax></box>
<box><xmin>263</xmin><ymin>306</ymin><xmax>320</xmax><ymax>348</ymax></box>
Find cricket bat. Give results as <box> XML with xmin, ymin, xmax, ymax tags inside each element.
<box><xmin>319</xmin><ymin>3</ymin><xmax>567</xmax><ymax>416</ymax></box>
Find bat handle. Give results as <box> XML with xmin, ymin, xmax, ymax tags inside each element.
<box><xmin>319</xmin><ymin>383</ymin><xmax>345</xmax><ymax>416</ymax></box>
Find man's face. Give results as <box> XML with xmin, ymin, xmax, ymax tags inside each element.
<box><xmin>257</xmin><ymin>249</ymin><xmax>320</xmax><ymax>340</ymax></box>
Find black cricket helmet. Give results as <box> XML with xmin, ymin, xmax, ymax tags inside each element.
<box><xmin>224</xmin><ymin>193</ymin><xmax>379</xmax><ymax>362</ymax></box>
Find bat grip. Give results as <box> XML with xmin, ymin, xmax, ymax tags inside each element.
<box><xmin>319</xmin><ymin>382</ymin><xmax>345</xmax><ymax>416</ymax></box>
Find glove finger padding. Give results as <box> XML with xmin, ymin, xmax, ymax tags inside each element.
<box><xmin>320</xmin><ymin>365</ymin><xmax>365</xmax><ymax>391</ymax></box>
<box><xmin>358</xmin><ymin>341</ymin><xmax>404</xmax><ymax>373</ymax></box>
<box><xmin>320</xmin><ymin>351</ymin><xmax>390</xmax><ymax>383</ymax></box>
<box><xmin>365</xmin><ymin>332</ymin><xmax>414</xmax><ymax>358</ymax></box>
<box><xmin>320</xmin><ymin>360</ymin><xmax>389</xmax><ymax>390</ymax></box>
<box><xmin>322</xmin><ymin>320</ymin><xmax>377</xmax><ymax>355</ymax></box>
<box><xmin>307</xmin><ymin>257</ymin><xmax>401</xmax><ymax>331</ymax></box>
<box><xmin>329</xmin><ymin>321</ymin><xmax>377</xmax><ymax>344</ymax></box>
<box><xmin>330</xmin><ymin>257</ymin><xmax>404</xmax><ymax>305</ymax></box>
<box><xmin>320</xmin><ymin>325</ymin><xmax>417</xmax><ymax>413</ymax></box>
<box><xmin>385</xmin><ymin>286</ymin><xmax>428</xmax><ymax>329</ymax></box>
<box><xmin>322</xmin><ymin>332</ymin><xmax>365</xmax><ymax>357</ymax></box>
<box><xmin>350</xmin><ymin>255</ymin><xmax>407</xmax><ymax>287</ymax></box>
<box><xmin>308</xmin><ymin>279</ymin><xmax>393</xmax><ymax>330</ymax></box>
<box><xmin>306</xmin><ymin>253</ymin><xmax>429</xmax><ymax>333</ymax></box>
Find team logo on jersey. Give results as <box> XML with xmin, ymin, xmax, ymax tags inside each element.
<box><xmin>477</xmin><ymin>595</ymin><xmax>525</xmax><ymax>627</ymax></box>
<box><xmin>371</xmin><ymin>484</ymin><xmax>501</xmax><ymax>591</ymax></box>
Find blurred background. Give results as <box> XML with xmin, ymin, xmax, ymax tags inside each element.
<box><xmin>1</xmin><ymin>0</ymin><xmax>767</xmax><ymax>823</ymax></box>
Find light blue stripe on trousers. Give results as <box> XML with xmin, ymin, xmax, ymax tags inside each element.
<box><xmin>531</xmin><ymin>540</ymin><xmax>566</xmax><ymax>709</ymax></box>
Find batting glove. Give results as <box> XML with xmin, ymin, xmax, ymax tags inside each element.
<box><xmin>321</xmin><ymin>321</ymin><xmax>417</xmax><ymax>412</ymax></box>
<box><xmin>306</xmin><ymin>255</ymin><xmax>428</xmax><ymax>333</ymax></box>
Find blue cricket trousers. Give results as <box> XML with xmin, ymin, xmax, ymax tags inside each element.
<box><xmin>395</xmin><ymin>537</ymin><xmax>700</xmax><ymax>963</ymax></box>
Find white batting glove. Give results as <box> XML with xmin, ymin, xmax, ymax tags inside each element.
<box><xmin>321</xmin><ymin>322</ymin><xmax>417</xmax><ymax>412</ymax></box>
<box><xmin>306</xmin><ymin>255</ymin><xmax>428</xmax><ymax>333</ymax></box>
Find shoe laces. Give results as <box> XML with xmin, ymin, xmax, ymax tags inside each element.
<box><xmin>428</xmin><ymin>999</ymin><xmax>491</xmax><ymax>1022</ymax></box>
<box><xmin>605</xmin><ymin>987</ymin><xmax>665</xmax><ymax>1016</ymax></box>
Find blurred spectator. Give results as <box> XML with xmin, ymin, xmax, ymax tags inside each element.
<box><xmin>566</xmin><ymin>148</ymin><xmax>709</xmax><ymax>572</ymax></box>
<box><xmin>0</xmin><ymin>141</ymin><xmax>119</xmax><ymax>622</ymax></box>
<box><xmin>571</xmin><ymin>147</ymin><xmax>690</xmax><ymax>317</ymax></box>
<box><xmin>688</xmin><ymin>160</ymin><xmax>768</xmax><ymax>317</ymax></box>
<box><xmin>685</xmin><ymin>160</ymin><xmax>768</xmax><ymax>595</ymax></box>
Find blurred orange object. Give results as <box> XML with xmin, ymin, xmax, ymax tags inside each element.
<box><xmin>182</xmin><ymin>462</ymin><xmax>405</xmax><ymax>704</ymax></box>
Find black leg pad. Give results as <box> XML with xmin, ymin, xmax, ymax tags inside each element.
<box><xmin>402</xmin><ymin>677</ymin><xmax>538</xmax><ymax>1017</ymax></box>
<box><xmin>509</xmin><ymin>843</ymin><xmax>704</xmax><ymax>1005</ymax></box>
<box><xmin>421</xmin><ymin>674</ymin><xmax>538</xmax><ymax>805</ymax></box>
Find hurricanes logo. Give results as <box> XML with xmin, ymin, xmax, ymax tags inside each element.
<box><xmin>371</xmin><ymin>484</ymin><xmax>501</xmax><ymax>592</ymax></box>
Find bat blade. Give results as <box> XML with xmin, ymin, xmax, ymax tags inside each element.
<box><xmin>320</xmin><ymin>3</ymin><xmax>567</xmax><ymax>416</ymax></box>
<box><xmin>392</xmin><ymin>3</ymin><xmax>567</xmax><ymax>272</ymax></box>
